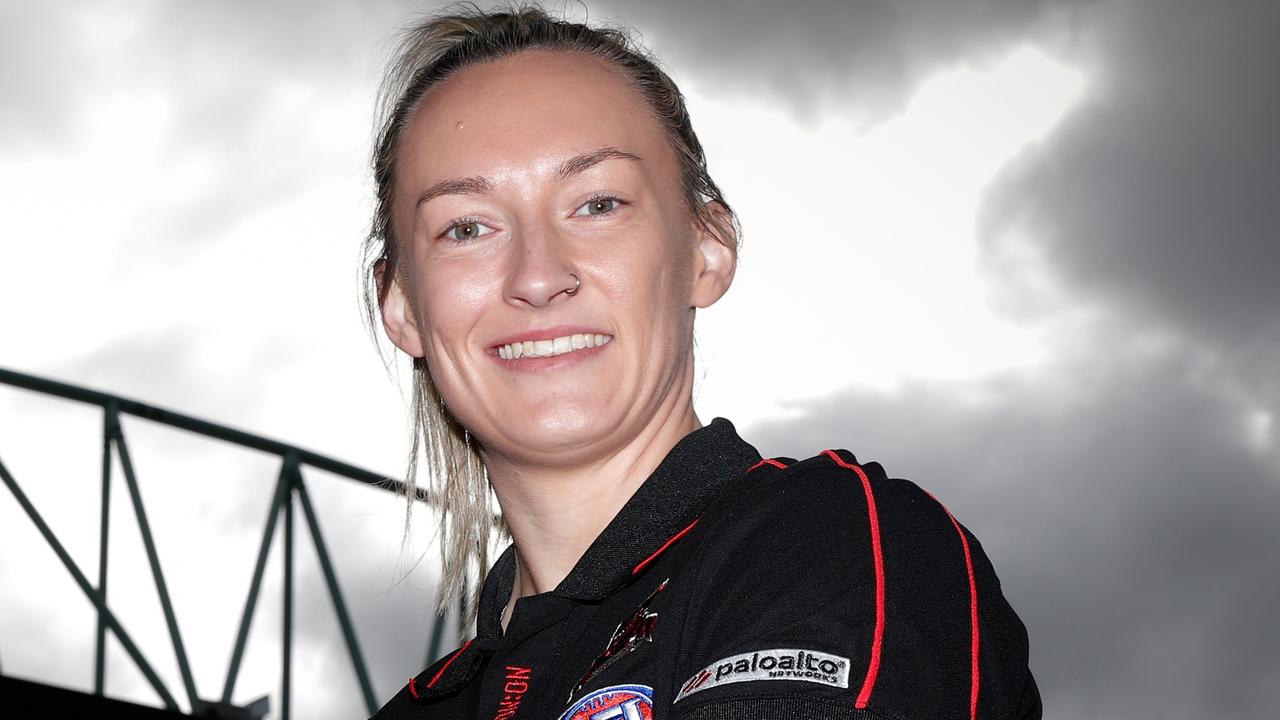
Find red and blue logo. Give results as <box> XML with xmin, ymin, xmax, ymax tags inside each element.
<box><xmin>558</xmin><ymin>684</ymin><xmax>654</xmax><ymax>720</ymax></box>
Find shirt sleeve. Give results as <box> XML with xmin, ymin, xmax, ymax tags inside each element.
<box><xmin>669</xmin><ymin>451</ymin><xmax>1041</xmax><ymax>720</ymax></box>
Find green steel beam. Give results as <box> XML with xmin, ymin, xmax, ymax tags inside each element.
<box><xmin>294</xmin><ymin>470</ymin><xmax>377</xmax><ymax>714</ymax></box>
<box><xmin>113</xmin><ymin>421</ymin><xmax>200</xmax><ymax>708</ymax></box>
<box><xmin>222</xmin><ymin>461</ymin><xmax>290</xmax><ymax>704</ymax></box>
<box><xmin>282</xmin><ymin>471</ymin><xmax>295</xmax><ymax>720</ymax></box>
<box><xmin>0</xmin><ymin>455</ymin><xmax>180</xmax><ymax>711</ymax></box>
<box><xmin>0</xmin><ymin>367</ymin><xmax>423</xmax><ymax>502</ymax></box>
<box><xmin>94</xmin><ymin>405</ymin><xmax>116</xmax><ymax>696</ymax></box>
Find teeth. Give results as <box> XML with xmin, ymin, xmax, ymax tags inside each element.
<box><xmin>497</xmin><ymin>333</ymin><xmax>612</xmax><ymax>359</ymax></box>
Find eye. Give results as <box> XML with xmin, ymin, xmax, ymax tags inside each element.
<box><xmin>441</xmin><ymin>219</ymin><xmax>496</xmax><ymax>242</ymax></box>
<box><xmin>573</xmin><ymin>196</ymin><xmax>622</xmax><ymax>217</ymax></box>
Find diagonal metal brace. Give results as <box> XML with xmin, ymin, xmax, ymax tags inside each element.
<box><xmin>0</xmin><ymin>454</ymin><xmax>180</xmax><ymax>711</ymax></box>
<box><xmin>293</xmin><ymin>468</ymin><xmax>377</xmax><ymax>714</ymax></box>
<box><xmin>113</xmin><ymin>418</ymin><xmax>200</xmax><ymax>708</ymax></box>
<box><xmin>222</xmin><ymin>458</ymin><xmax>291</xmax><ymax>704</ymax></box>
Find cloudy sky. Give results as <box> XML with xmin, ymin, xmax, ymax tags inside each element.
<box><xmin>1</xmin><ymin>1</ymin><xmax>1277</xmax><ymax>718</ymax></box>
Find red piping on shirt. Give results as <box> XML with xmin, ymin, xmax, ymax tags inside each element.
<box><xmin>748</xmin><ymin>458</ymin><xmax>789</xmax><ymax>471</ymax></box>
<box><xmin>632</xmin><ymin>518</ymin><xmax>700</xmax><ymax>575</ymax></box>
<box><xmin>822</xmin><ymin>449</ymin><xmax>885</xmax><ymax>709</ymax></box>
<box><xmin>426</xmin><ymin>638</ymin><xmax>474</xmax><ymax>690</ymax></box>
<box><xmin>632</xmin><ymin>459</ymin><xmax>786</xmax><ymax>578</ymax></box>
<box><xmin>929</xmin><ymin>492</ymin><xmax>981</xmax><ymax>720</ymax></box>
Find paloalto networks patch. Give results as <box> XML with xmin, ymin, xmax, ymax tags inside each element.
<box><xmin>673</xmin><ymin>648</ymin><xmax>851</xmax><ymax>704</ymax></box>
<box><xmin>558</xmin><ymin>684</ymin><xmax>654</xmax><ymax>720</ymax></box>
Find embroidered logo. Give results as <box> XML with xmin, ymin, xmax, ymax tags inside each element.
<box><xmin>492</xmin><ymin>665</ymin><xmax>531</xmax><ymax>720</ymax></box>
<box><xmin>557</xmin><ymin>684</ymin><xmax>654</xmax><ymax>720</ymax></box>
<box><xmin>571</xmin><ymin>579</ymin><xmax>667</xmax><ymax>697</ymax></box>
<box><xmin>673</xmin><ymin>648</ymin><xmax>851</xmax><ymax>703</ymax></box>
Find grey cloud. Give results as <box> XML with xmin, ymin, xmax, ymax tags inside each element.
<box><xmin>51</xmin><ymin>328</ymin><xmax>265</xmax><ymax>424</ymax></box>
<box><xmin>30</xmin><ymin>331</ymin><xmax>207</xmax><ymax>415</ymax></box>
<box><xmin>0</xmin><ymin>3</ymin><xmax>85</xmax><ymax>155</ymax></box>
<box><xmin>600</xmin><ymin>0</ymin><xmax>1280</xmax><ymax>362</ymax></box>
<box><xmin>1</xmin><ymin>0</ymin><xmax>412</xmax><ymax>253</ymax></box>
<box><xmin>979</xmin><ymin>0</ymin><xmax>1280</xmax><ymax>354</ymax></box>
<box><xmin>601</xmin><ymin>0</ymin><xmax>1086</xmax><ymax>124</ymax></box>
<box><xmin>745</xmin><ymin>345</ymin><xmax>1280</xmax><ymax>720</ymax></box>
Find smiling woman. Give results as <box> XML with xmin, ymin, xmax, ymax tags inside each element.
<box><xmin>363</xmin><ymin>5</ymin><xmax>1039</xmax><ymax>720</ymax></box>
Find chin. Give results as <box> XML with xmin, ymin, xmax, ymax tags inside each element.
<box><xmin>503</xmin><ymin>402</ymin><xmax>621</xmax><ymax>460</ymax></box>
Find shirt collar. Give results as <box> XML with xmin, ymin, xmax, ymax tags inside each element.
<box><xmin>477</xmin><ymin>418</ymin><xmax>761</xmax><ymax>632</ymax></box>
<box><xmin>408</xmin><ymin>419</ymin><xmax>761</xmax><ymax>699</ymax></box>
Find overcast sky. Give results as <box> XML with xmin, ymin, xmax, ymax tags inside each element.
<box><xmin>1</xmin><ymin>1</ymin><xmax>1277</xmax><ymax>719</ymax></box>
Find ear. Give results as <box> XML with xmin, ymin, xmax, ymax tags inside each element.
<box><xmin>688</xmin><ymin>202</ymin><xmax>738</xmax><ymax>309</ymax></box>
<box><xmin>376</xmin><ymin>259</ymin><xmax>426</xmax><ymax>358</ymax></box>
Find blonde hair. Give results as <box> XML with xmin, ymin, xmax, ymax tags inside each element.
<box><xmin>362</xmin><ymin>2</ymin><xmax>738</xmax><ymax>615</ymax></box>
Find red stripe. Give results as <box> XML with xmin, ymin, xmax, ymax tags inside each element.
<box><xmin>929</xmin><ymin>493</ymin><xmax>981</xmax><ymax>720</ymax></box>
<box><xmin>822</xmin><ymin>450</ymin><xmax>885</xmax><ymax>709</ymax></box>
<box><xmin>632</xmin><ymin>518</ymin><xmax>700</xmax><ymax>575</ymax></box>
<box><xmin>408</xmin><ymin>676</ymin><xmax>419</xmax><ymax>700</ymax></box>
<box><xmin>427</xmin><ymin>639</ymin><xmax>474</xmax><ymax>689</ymax></box>
<box><xmin>748</xmin><ymin>458</ymin><xmax>789</xmax><ymax>471</ymax></box>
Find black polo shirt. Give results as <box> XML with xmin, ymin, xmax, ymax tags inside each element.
<box><xmin>372</xmin><ymin>419</ymin><xmax>1041</xmax><ymax>719</ymax></box>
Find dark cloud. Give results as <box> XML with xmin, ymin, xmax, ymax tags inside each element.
<box><xmin>602</xmin><ymin>0</ymin><xmax>1087</xmax><ymax>125</ymax></box>
<box><xmin>979</xmin><ymin>0</ymin><xmax>1280</xmax><ymax>357</ymax></box>
<box><xmin>598</xmin><ymin>0</ymin><xmax>1280</xmax><ymax>366</ymax></box>
<box><xmin>745</xmin><ymin>343</ymin><xmax>1280</xmax><ymax>720</ymax></box>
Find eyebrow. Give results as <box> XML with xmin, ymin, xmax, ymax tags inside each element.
<box><xmin>415</xmin><ymin>176</ymin><xmax>495</xmax><ymax>208</ymax></box>
<box><xmin>553</xmin><ymin>146</ymin><xmax>642</xmax><ymax>181</ymax></box>
<box><xmin>415</xmin><ymin>146</ymin><xmax>642</xmax><ymax>208</ymax></box>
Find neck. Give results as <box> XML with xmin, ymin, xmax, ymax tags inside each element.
<box><xmin>483</xmin><ymin>397</ymin><xmax>701</xmax><ymax>604</ymax></box>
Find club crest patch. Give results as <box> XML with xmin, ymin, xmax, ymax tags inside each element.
<box><xmin>674</xmin><ymin>648</ymin><xmax>851</xmax><ymax>703</ymax></box>
<box><xmin>571</xmin><ymin>579</ymin><xmax>667</xmax><ymax>697</ymax></box>
<box><xmin>558</xmin><ymin>684</ymin><xmax>654</xmax><ymax>720</ymax></box>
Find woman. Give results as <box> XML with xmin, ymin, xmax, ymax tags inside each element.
<box><xmin>365</xmin><ymin>5</ymin><xmax>1040</xmax><ymax>719</ymax></box>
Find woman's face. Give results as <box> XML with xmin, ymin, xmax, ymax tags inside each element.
<box><xmin>382</xmin><ymin>50</ymin><xmax>735</xmax><ymax>467</ymax></box>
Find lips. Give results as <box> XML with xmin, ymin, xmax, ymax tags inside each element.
<box><xmin>496</xmin><ymin>332</ymin><xmax>613</xmax><ymax>359</ymax></box>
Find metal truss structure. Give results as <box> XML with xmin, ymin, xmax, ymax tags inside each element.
<box><xmin>0</xmin><ymin>367</ymin><xmax>457</xmax><ymax>719</ymax></box>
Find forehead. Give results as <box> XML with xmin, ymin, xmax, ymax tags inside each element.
<box><xmin>398</xmin><ymin>49</ymin><xmax>675</xmax><ymax>187</ymax></box>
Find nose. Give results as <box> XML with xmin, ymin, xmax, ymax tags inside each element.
<box><xmin>504</xmin><ymin>221</ymin><xmax>580</xmax><ymax>308</ymax></box>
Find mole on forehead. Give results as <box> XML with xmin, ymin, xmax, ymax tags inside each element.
<box><xmin>455</xmin><ymin>121</ymin><xmax>465</xmax><ymax>130</ymax></box>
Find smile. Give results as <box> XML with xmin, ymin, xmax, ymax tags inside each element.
<box><xmin>496</xmin><ymin>333</ymin><xmax>613</xmax><ymax>359</ymax></box>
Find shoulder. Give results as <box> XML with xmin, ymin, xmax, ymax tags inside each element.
<box><xmin>672</xmin><ymin>449</ymin><xmax>1040</xmax><ymax>720</ymax></box>
<box><xmin>685</xmin><ymin>448</ymin><xmax>978</xmax><ymax>635</ymax></box>
<box><xmin>696</xmin><ymin>449</ymin><xmax>968</xmax><ymax>588</ymax></box>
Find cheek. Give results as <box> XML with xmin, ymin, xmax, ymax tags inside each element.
<box><xmin>599</xmin><ymin>241</ymin><xmax>675</xmax><ymax>313</ymax></box>
<box><xmin>651</xmin><ymin>225</ymin><xmax>697</xmax><ymax>307</ymax></box>
<box><xmin>414</xmin><ymin>259</ymin><xmax>498</xmax><ymax>355</ymax></box>
<box><xmin>608</xmin><ymin>226</ymin><xmax>696</xmax><ymax>333</ymax></box>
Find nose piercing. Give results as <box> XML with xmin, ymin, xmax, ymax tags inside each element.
<box><xmin>566</xmin><ymin>272</ymin><xmax>581</xmax><ymax>295</ymax></box>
